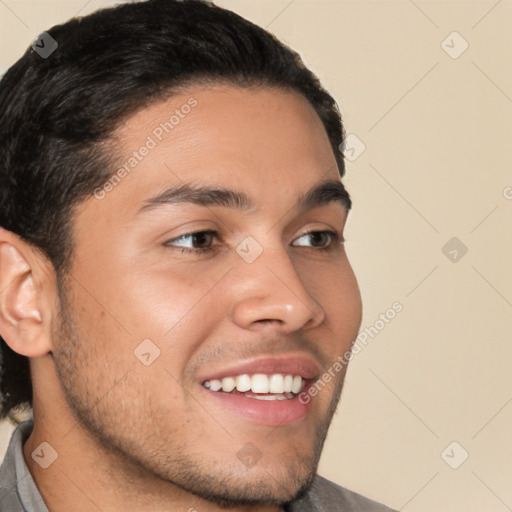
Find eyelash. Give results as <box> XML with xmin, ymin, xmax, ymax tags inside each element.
<box><xmin>164</xmin><ymin>229</ymin><xmax>343</xmax><ymax>255</ymax></box>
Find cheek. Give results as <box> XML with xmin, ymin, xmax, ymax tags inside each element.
<box><xmin>302</xmin><ymin>256</ymin><xmax>362</xmax><ymax>348</ymax></box>
<box><xmin>335</xmin><ymin>266</ymin><xmax>362</xmax><ymax>336</ymax></box>
<box><xmin>105</xmin><ymin>265</ymin><xmax>224</xmax><ymax>376</ymax></box>
<box><xmin>59</xmin><ymin>274</ymin><xmax>200</xmax><ymax>419</ymax></box>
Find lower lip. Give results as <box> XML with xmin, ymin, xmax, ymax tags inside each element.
<box><xmin>200</xmin><ymin>383</ymin><xmax>313</xmax><ymax>426</ymax></box>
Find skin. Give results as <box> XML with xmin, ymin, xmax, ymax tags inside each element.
<box><xmin>0</xmin><ymin>84</ymin><xmax>362</xmax><ymax>511</ymax></box>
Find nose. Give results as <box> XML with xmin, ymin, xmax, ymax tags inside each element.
<box><xmin>229</xmin><ymin>245</ymin><xmax>326</xmax><ymax>334</ymax></box>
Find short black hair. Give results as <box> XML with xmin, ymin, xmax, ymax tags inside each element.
<box><xmin>0</xmin><ymin>0</ymin><xmax>349</xmax><ymax>421</ymax></box>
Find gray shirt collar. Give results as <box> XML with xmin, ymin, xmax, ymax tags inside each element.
<box><xmin>0</xmin><ymin>420</ymin><xmax>49</xmax><ymax>512</ymax></box>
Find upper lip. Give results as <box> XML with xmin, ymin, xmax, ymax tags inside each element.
<box><xmin>198</xmin><ymin>353</ymin><xmax>321</xmax><ymax>383</ymax></box>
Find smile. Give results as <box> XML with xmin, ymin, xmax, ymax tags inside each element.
<box><xmin>202</xmin><ymin>373</ymin><xmax>305</xmax><ymax>399</ymax></box>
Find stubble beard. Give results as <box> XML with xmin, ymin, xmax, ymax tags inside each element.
<box><xmin>50</xmin><ymin>277</ymin><xmax>347</xmax><ymax>507</ymax></box>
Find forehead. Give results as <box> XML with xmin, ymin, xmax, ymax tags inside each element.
<box><xmin>113</xmin><ymin>84</ymin><xmax>339</xmax><ymax>189</ymax></box>
<box><xmin>118</xmin><ymin>83</ymin><xmax>332</xmax><ymax>155</ymax></box>
<box><xmin>76</xmin><ymin>84</ymin><xmax>345</xmax><ymax>237</ymax></box>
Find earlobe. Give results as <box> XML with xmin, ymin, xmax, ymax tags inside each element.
<box><xmin>0</xmin><ymin>232</ymin><xmax>54</xmax><ymax>358</ymax></box>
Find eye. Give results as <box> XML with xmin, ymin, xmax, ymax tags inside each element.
<box><xmin>163</xmin><ymin>229</ymin><xmax>343</xmax><ymax>255</ymax></box>
<box><xmin>292</xmin><ymin>230</ymin><xmax>342</xmax><ymax>251</ymax></box>
<box><xmin>164</xmin><ymin>230</ymin><xmax>219</xmax><ymax>255</ymax></box>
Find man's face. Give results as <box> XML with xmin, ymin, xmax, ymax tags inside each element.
<box><xmin>53</xmin><ymin>84</ymin><xmax>362</xmax><ymax>505</ymax></box>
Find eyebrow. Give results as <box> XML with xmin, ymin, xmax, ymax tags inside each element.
<box><xmin>138</xmin><ymin>178</ymin><xmax>352</xmax><ymax>215</ymax></box>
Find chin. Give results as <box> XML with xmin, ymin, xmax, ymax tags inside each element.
<box><xmin>168</xmin><ymin>416</ymin><xmax>328</xmax><ymax>507</ymax></box>
<box><xmin>182</xmin><ymin>466</ymin><xmax>317</xmax><ymax>508</ymax></box>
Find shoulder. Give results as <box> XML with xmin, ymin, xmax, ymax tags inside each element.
<box><xmin>289</xmin><ymin>474</ymin><xmax>398</xmax><ymax>512</ymax></box>
<box><xmin>0</xmin><ymin>420</ymin><xmax>25</xmax><ymax>508</ymax></box>
<box><xmin>0</xmin><ymin>420</ymin><xmax>46</xmax><ymax>512</ymax></box>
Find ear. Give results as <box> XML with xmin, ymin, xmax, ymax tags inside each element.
<box><xmin>0</xmin><ymin>227</ymin><xmax>56</xmax><ymax>357</ymax></box>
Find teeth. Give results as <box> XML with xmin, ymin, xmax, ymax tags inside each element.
<box><xmin>221</xmin><ymin>377</ymin><xmax>236</xmax><ymax>392</ymax></box>
<box><xmin>283</xmin><ymin>375</ymin><xmax>293</xmax><ymax>393</ymax></box>
<box><xmin>269</xmin><ymin>374</ymin><xmax>284</xmax><ymax>394</ymax></box>
<box><xmin>245</xmin><ymin>393</ymin><xmax>288</xmax><ymax>401</ymax></box>
<box><xmin>203</xmin><ymin>373</ymin><xmax>304</xmax><ymax>395</ymax></box>
<box><xmin>209</xmin><ymin>379</ymin><xmax>222</xmax><ymax>391</ymax></box>
<box><xmin>251</xmin><ymin>374</ymin><xmax>269</xmax><ymax>393</ymax></box>
<box><xmin>292</xmin><ymin>375</ymin><xmax>302</xmax><ymax>394</ymax></box>
<box><xmin>236</xmin><ymin>374</ymin><xmax>251</xmax><ymax>392</ymax></box>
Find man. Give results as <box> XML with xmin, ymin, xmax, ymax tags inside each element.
<box><xmin>0</xmin><ymin>0</ymin><xmax>397</xmax><ymax>510</ymax></box>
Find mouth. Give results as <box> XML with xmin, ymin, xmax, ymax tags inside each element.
<box><xmin>202</xmin><ymin>373</ymin><xmax>307</xmax><ymax>400</ymax></box>
<box><xmin>198</xmin><ymin>355</ymin><xmax>319</xmax><ymax>426</ymax></box>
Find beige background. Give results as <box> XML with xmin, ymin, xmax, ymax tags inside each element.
<box><xmin>1</xmin><ymin>1</ymin><xmax>511</xmax><ymax>510</ymax></box>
